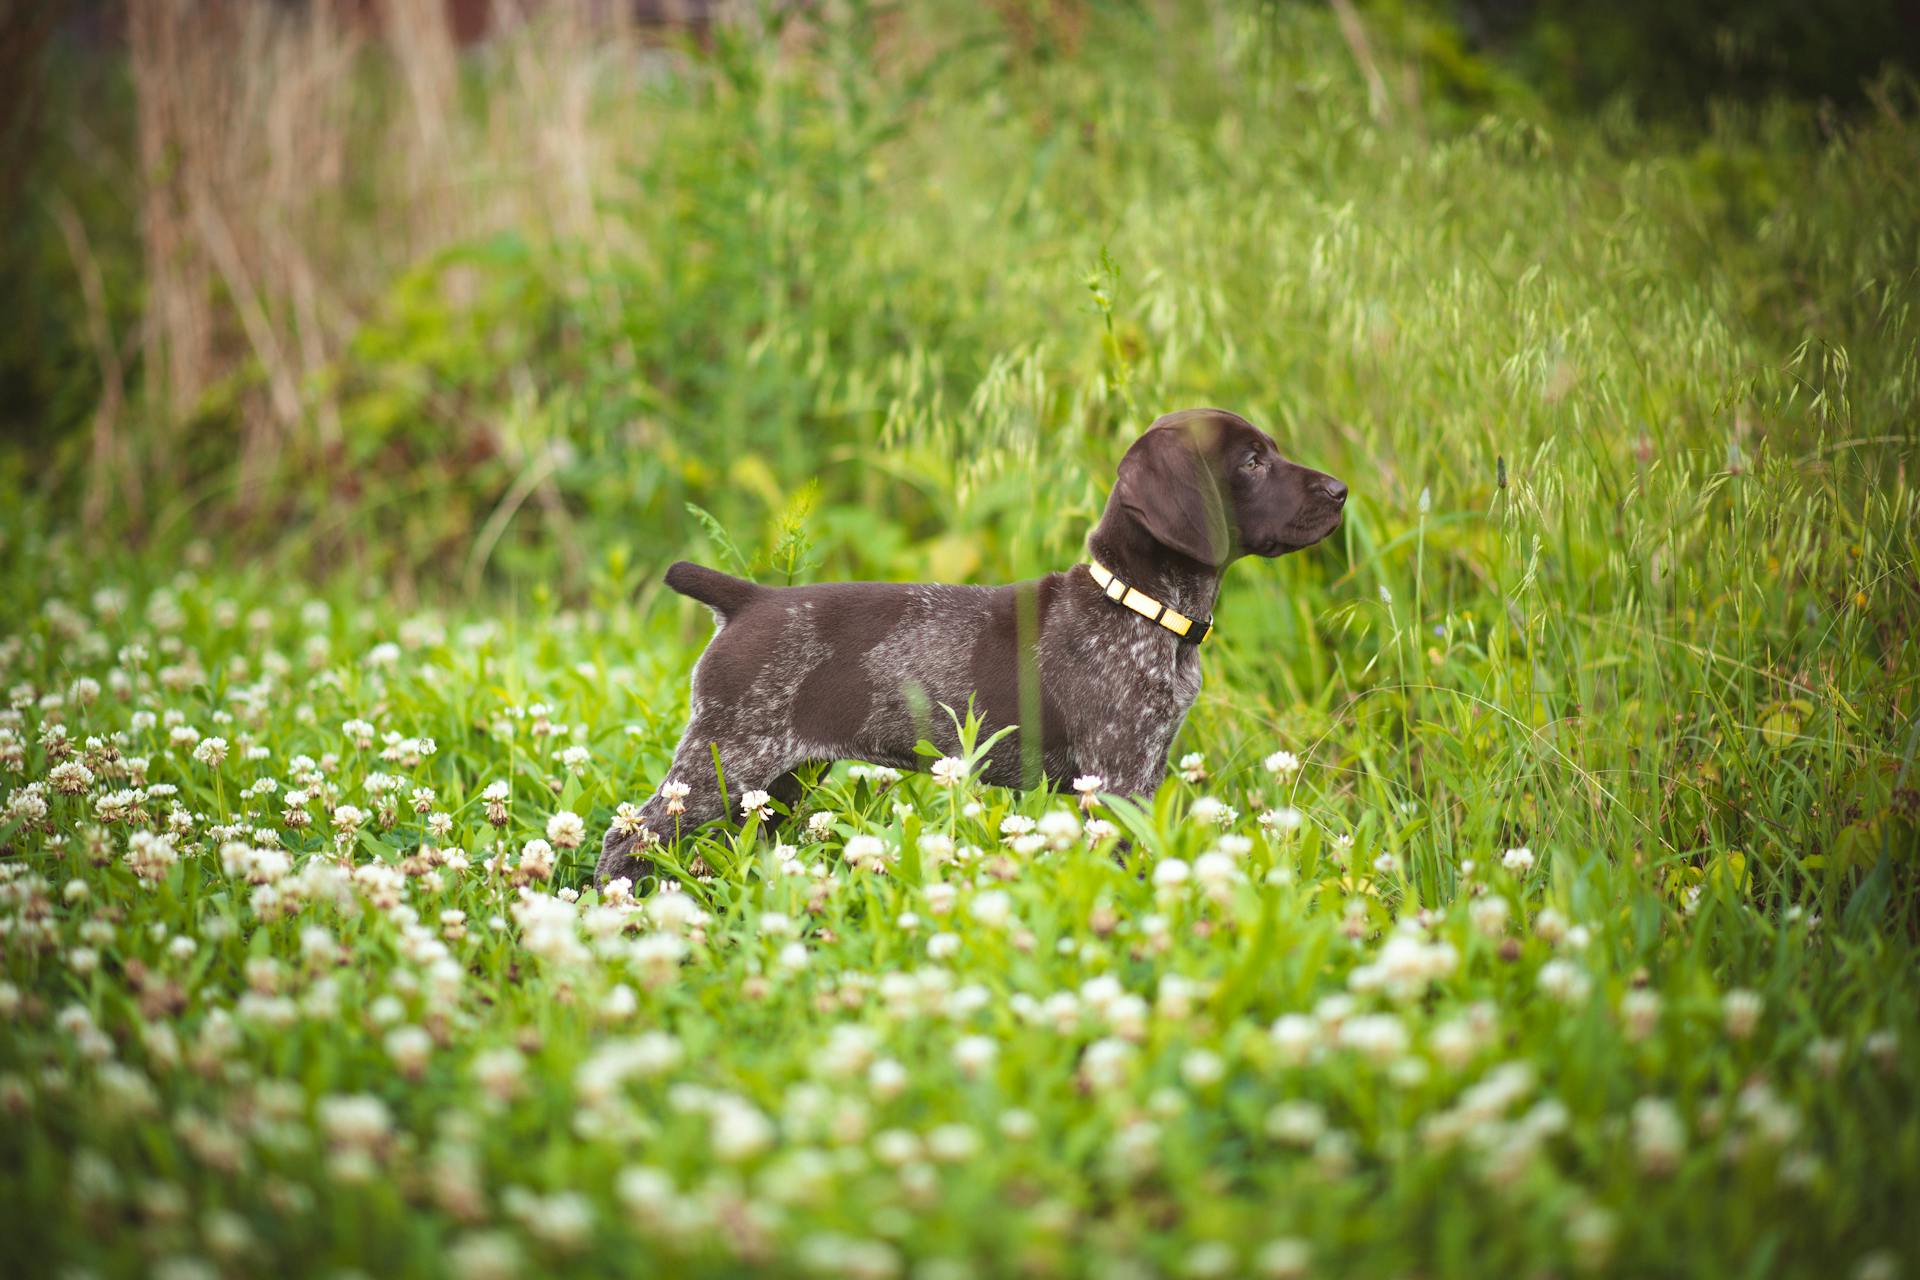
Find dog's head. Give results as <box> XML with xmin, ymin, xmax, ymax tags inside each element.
<box><xmin>1111</xmin><ymin>409</ymin><xmax>1346</xmax><ymax>566</ymax></box>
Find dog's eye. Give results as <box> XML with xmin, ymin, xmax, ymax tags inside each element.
<box><xmin>1241</xmin><ymin>455</ymin><xmax>1266</xmax><ymax>474</ymax></box>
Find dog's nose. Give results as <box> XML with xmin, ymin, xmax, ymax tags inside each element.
<box><xmin>1320</xmin><ymin>477</ymin><xmax>1348</xmax><ymax>506</ymax></box>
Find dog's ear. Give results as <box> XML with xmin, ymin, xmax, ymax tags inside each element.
<box><xmin>1114</xmin><ymin>423</ymin><xmax>1230</xmax><ymax>566</ymax></box>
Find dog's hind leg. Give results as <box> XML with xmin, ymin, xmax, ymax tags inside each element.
<box><xmin>597</xmin><ymin>723</ymin><xmax>800</xmax><ymax>887</ymax></box>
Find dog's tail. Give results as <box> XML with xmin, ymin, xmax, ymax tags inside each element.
<box><xmin>664</xmin><ymin>561</ymin><xmax>762</xmax><ymax>621</ymax></box>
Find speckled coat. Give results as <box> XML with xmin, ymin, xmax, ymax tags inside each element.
<box><xmin>598</xmin><ymin>409</ymin><xmax>1347</xmax><ymax>886</ymax></box>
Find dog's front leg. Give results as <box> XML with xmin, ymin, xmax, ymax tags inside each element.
<box><xmin>1077</xmin><ymin>743</ymin><xmax>1171</xmax><ymax>854</ymax></box>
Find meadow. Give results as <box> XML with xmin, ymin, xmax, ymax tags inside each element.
<box><xmin>2</xmin><ymin>2</ymin><xmax>1918</xmax><ymax>1276</ymax></box>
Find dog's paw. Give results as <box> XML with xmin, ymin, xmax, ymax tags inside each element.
<box><xmin>596</xmin><ymin>824</ymin><xmax>655</xmax><ymax>890</ymax></box>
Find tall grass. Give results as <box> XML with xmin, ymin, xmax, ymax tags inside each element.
<box><xmin>2</xmin><ymin>2</ymin><xmax>1917</xmax><ymax>1276</ymax></box>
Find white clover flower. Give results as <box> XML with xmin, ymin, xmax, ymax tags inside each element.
<box><xmin>867</xmin><ymin>1058</ymin><xmax>908</xmax><ymax>1100</ymax></box>
<box><xmin>1270</xmin><ymin>1014</ymin><xmax>1319</xmax><ymax>1066</ymax></box>
<box><xmin>1339</xmin><ymin>1013</ymin><xmax>1410</xmax><ymax>1063</ymax></box>
<box><xmin>1193</xmin><ymin>851</ymin><xmax>1242</xmax><ymax>898</ymax></box>
<box><xmin>844</xmin><ymin>835</ymin><xmax>891</xmax><ymax>873</ymax></box>
<box><xmin>1180</xmin><ymin>1049</ymin><xmax>1226</xmax><ymax>1088</ymax></box>
<box><xmin>1620</xmin><ymin>989</ymin><xmax>1661</xmax><ymax>1042</ymax></box>
<box><xmin>447</xmin><ymin>1231</ymin><xmax>522</xmax><ymax>1280</ymax></box>
<box><xmin>926</xmin><ymin>1123</ymin><xmax>981</xmax><ymax>1163</ymax></box>
<box><xmin>1073</xmin><ymin>1038</ymin><xmax>1132</xmax><ymax>1093</ymax></box>
<box><xmin>970</xmin><ymin>889</ymin><xmax>1013</xmax><ymax>929</ymax></box>
<box><xmin>1189</xmin><ymin>796</ymin><xmax>1228</xmax><ymax>826</ymax></box>
<box><xmin>953</xmin><ymin>1035</ymin><xmax>997</xmax><ymax>1078</ymax></box>
<box><xmin>1723</xmin><ymin>989</ymin><xmax>1764</xmax><ymax>1040</ymax></box>
<box><xmin>1072</xmin><ymin>775</ymin><xmax>1105</xmax><ymax>796</ymax></box>
<box><xmin>1258</xmin><ymin>806</ymin><xmax>1305</xmax><ymax>834</ymax></box>
<box><xmin>930</xmin><ymin>756</ymin><xmax>968</xmax><ymax>787</ymax></box>
<box><xmin>1177</xmin><ymin>752</ymin><xmax>1207</xmax><ymax>783</ymax></box>
<box><xmin>1502</xmin><ymin>846</ymin><xmax>1535</xmax><ymax>873</ymax></box>
<box><xmin>545</xmin><ymin>810</ymin><xmax>586</xmax><ymax>850</ymax></box>
<box><xmin>1538</xmin><ymin>959</ymin><xmax>1591</xmax><ymax>1004</ymax></box>
<box><xmin>1470</xmin><ymin>894</ymin><xmax>1510</xmax><ymax>937</ymax></box>
<box><xmin>48</xmin><ymin>760</ymin><xmax>94</xmax><ymax>795</ymax></box>
<box><xmin>1632</xmin><ymin>1097</ymin><xmax>1686</xmax><ymax>1175</ymax></box>
<box><xmin>806</xmin><ymin>810</ymin><xmax>835</xmax><ymax>840</ymax></box>
<box><xmin>923</xmin><ymin>882</ymin><xmax>957</xmax><ymax>915</ymax></box>
<box><xmin>1263</xmin><ymin>750</ymin><xmax>1302</xmax><ymax>779</ymax></box>
<box><xmin>1151</xmin><ymin>858</ymin><xmax>1191</xmax><ymax>891</ymax></box>
<box><xmin>384</xmin><ymin>1025</ymin><xmax>433</xmax><ymax>1076</ymax></box>
<box><xmin>1255</xmin><ymin>1238</ymin><xmax>1311</xmax><ymax>1280</ymax></box>
<box><xmin>192</xmin><ymin>737</ymin><xmax>228</xmax><ymax>769</ymax></box>
<box><xmin>1533</xmin><ymin>907</ymin><xmax>1568</xmax><ymax>943</ymax></box>
<box><xmin>319</xmin><ymin>1094</ymin><xmax>393</xmax><ymax>1152</ymax></box>
<box><xmin>740</xmin><ymin>789</ymin><xmax>773</xmax><ymax>822</ymax></box>
<box><xmin>1035</xmin><ymin>808</ymin><xmax>1080</xmax><ymax>851</ymax></box>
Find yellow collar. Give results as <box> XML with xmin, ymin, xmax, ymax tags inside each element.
<box><xmin>1087</xmin><ymin>560</ymin><xmax>1213</xmax><ymax>643</ymax></box>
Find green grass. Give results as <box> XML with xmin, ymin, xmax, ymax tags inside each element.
<box><xmin>2</xmin><ymin>3</ymin><xmax>1918</xmax><ymax>1277</ymax></box>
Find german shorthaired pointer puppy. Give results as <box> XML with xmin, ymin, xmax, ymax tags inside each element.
<box><xmin>598</xmin><ymin>407</ymin><xmax>1346</xmax><ymax>885</ymax></box>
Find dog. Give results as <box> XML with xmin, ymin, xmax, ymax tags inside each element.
<box><xmin>598</xmin><ymin>407</ymin><xmax>1346</xmax><ymax>886</ymax></box>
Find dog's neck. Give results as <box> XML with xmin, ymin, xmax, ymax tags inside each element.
<box><xmin>1085</xmin><ymin>513</ymin><xmax>1222</xmax><ymax>624</ymax></box>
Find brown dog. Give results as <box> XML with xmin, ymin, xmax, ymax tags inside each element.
<box><xmin>598</xmin><ymin>408</ymin><xmax>1345</xmax><ymax>885</ymax></box>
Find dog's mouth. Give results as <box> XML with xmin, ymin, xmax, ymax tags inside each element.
<box><xmin>1255</xmin><ymin>511</ymin><xmax>1343</xmax><ymax>556</ymax></box>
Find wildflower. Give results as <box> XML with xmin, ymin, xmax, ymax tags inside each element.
<box><xmin>868</xmin><ymin>1058</ymin><xmax>908</xmax><ymax>1100</ymax></box>
<box><xmin>1534</xmin><ymin>907</ymin><xmax>1568</xmax><ymax>943</ymax></box>
<box><xmin>482</xmin><ymin>781</ymin><xmax>510</xmax><ymax>827</ymax></box>
<box><xmin>331</xmin><ymin>804</ymin><xmax>367</xmax><ymax>838</ymax></box>
<box><xmin>1270</xmin><ymin>1014</ymin><xmax>1319</xmax><ymax>1066</ymax></box>
<box><xmin>49</xmin><ymin>760</ymin><xmax>94</xmax><ymax>795</ymax></box>
<box><xmin>1080</xmin><ymin>1037</ymin><xmax>1135</xmax><ymax>1091</ymax></box>
<box><xmin>1620</xmin><ymin>990</ymin><xmax>1661</xmax><ymax>1042</ymax></box>
<box><xmin>319</xmin><ymin>1094</ymin><xmax>394</xmax><ymax>1155</ymax></box>
<box><xmin>1339</xmin><ymin>1013</ymin><xmax>1410</xmax><ymax>1063</ymax></box>
<box><xmin>953</xmin><ymin>1035</ymin><xmax>997</xmax><ymax>1078</ymax></box>
<box><xmin>560</xmin><ymin>745</ymin><xmax>591</xmax><ymax>776</ymax></box>
<box><xmin>1723</xmin><ymin>989</ymin><xmax>1763</xmax><ymax>1039</ymax></box>
<box><xmin>1865</xmin><ymin>1029</ymin><xmax>1899</xmax><ymax>1072</ymax></box>
<box><xmin>1258</xmin><ymin>806</ymin><xmax>1304</xmax><ymax>834</ymax></box>
<box><xmin>970</xmin><ymin>890</ymin><xmax>1013</xmax><ymax>929</ymax></box>
<box><xmin>1178</xmin><ymin>752</ymin><xmax>1208</xmax><ymax>783</ymax></box>
<box><xmin>472</xmin><ymin>1049</ymin><xmax>526</xmax><ymax>1105</ymax></box>
<box><xmin>545</xmin><ymin>810</ymin><xmax>586</xmax><ymax>850</ymax></box>
<box><xmin>844</xmin><ymin>835</ymin><xmax>892</xmax><ymax>873</ymax></box>
<box><xmin>1072</xmin><ymin>775</ymin><xmax>1104</xmax><ymax>810</ymax></box>
<box><xmin>660</xmin><ymin>780</ymin><xmax>690</xmax><ymax>817</ymax></box>
<box><xmin>448</xmin><ymin>1231</ymin><xmax>523</xmax><ymax>1280</ymax></box>
<box><xmin>1255</xmin><ymin>1238</ymin><xmax>1311</xmax><ymax>1280</ymax></box>
<box><xmin>127</xmin><ymin>830</ymin><xmax>180</xmax><ymax>882</ymax></box>
<box><xmin>806</xmin><ymin>810</ymin><xmax>835</xmax><ymax>840</ymax></box>
<box><xmin>1470</xmin><ymin>894</ymin><xmax>1510</xmax><ymax>937</ymax></box>
<box><xmin>1181</xmin><ymin>1049</ymin><xmax>1226</xmax><ymax>1088</ymax></box>
<box><xmin>709</xmin><ymin>1099</ymin><xmax>776</xmax><ymax>1162</ymax></box>
<box><xmin>930</xmin><ymin>756</ymin><xmax>968</xmax><ymax>787</ymax></box>
<box><xmin>1263</xmin><ymin>750</ymin><xmax>1301</xmax><ymax>779</ymax></box>
<box><xmin>1538</xmin><ymin>960</ymin><xmax>1591</xmax><ymax>1003</ymax></box>
<box><xmin>385</xmin><ymin>1025</ymin><xmax>433</xmax><ymax>1078</ymax></box>
<box><xmin>1632</xmin><ymin>1097</ymin><xmax>1685</xmax><ymax>1175</ymax></box>
<box><xmin>1152</xmin><ymin>858</ymin><xmax>1191</xmax><ymax>892</ymax></box>
<box><xmin>1501</xmin><ymin>846</ymin><xmax>1534</xmax><ymax>873</ymax></box>
<box><xmin>1035</xmin><ymin>808</ymin><xmax>1080</xmax><ymax>851</ymax></box>
<box><xmin>740</xmin><ymin>789</ymin><xmax>773</xmax><ymax>822</ymax></box>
